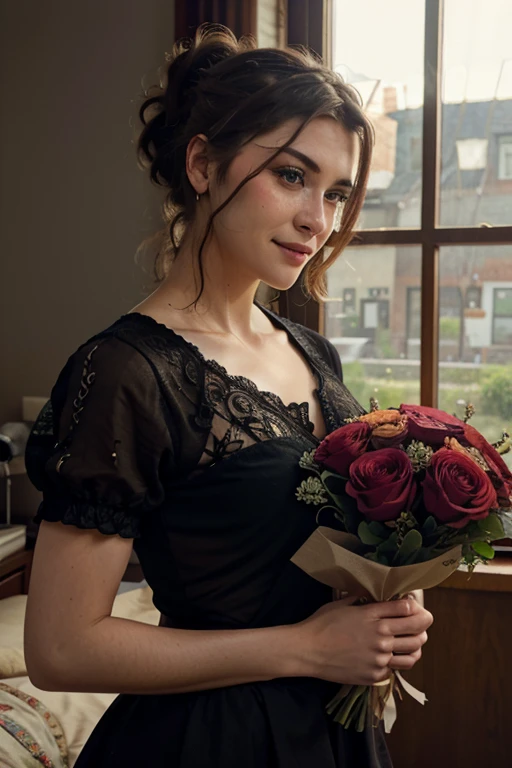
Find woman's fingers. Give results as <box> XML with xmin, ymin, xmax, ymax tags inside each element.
<box><xmin>381</xmin><ymin>609</ymin><xmax>433</xmax><ymax>638</ymax></box>
<box><xmin>388</xmin><ymin>648</ymin><xmax>423</xmax><ymax>670</ymax></box>
<box><xmin>391</xmin><ymin>631</ymin><xmax>428</xmax><ymax>655</ymax></box>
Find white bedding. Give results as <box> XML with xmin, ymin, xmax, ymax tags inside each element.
<box><xmin>0</xmin><ymin>583</ymin><xmax>160</xmax><ymax>767</ymax></box>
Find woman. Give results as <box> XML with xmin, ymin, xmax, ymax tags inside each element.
<box><xmin>24</xmin><ymin>25</ymin><xmax>432</xmax><ymax>767</ymax></box>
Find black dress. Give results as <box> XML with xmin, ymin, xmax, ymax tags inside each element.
<box><xmin>25</xmin><ymin>301</ymin><xmax>393</xmax><ymax>768</ymax></box>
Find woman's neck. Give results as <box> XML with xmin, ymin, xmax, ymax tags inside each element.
<box><xmin>133</xmin><ymin>237</ymin><xmax>268</xmax><ymax>340</ymax></box>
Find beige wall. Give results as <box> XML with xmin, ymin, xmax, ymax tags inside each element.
<box><xmin>0</xmin><ymin>0</ymin><xmax>175</xmax><ymax>425</ymax></box>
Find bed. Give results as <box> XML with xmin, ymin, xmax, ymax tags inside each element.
<box><xmin>0</xmin><ymin>583</ymin><xmax>160</xmax><ymax>767</ymax></box>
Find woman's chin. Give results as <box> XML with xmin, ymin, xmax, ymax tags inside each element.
<box><xmin>262</xmin><ymin>269</ymin><xmax>307</xmax><ymax>293</ymax></box>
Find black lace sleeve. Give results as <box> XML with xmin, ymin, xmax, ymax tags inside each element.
<box><xmin>25</xmin><ymin>336</ymin><xmax>173</xmax><ymax>538</ymax></box>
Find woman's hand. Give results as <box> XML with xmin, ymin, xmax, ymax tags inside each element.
<box><xmin>292</xmin><ymin>596</ymin><xmax>433</xmax><ymax>686</ymax></box>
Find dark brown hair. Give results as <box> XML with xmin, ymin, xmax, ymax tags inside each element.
<box><xmin>137</xmin><ymin>24</ymin><xmax>373</xmax><ymax>306</ymax></box>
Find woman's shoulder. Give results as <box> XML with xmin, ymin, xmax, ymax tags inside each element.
<box><xmin>260</xmin><ymin>304</ymin><xmax>343</xmax><ymax>382</ymax></box>
<box><xmin>56</xmin><ymin>312</ymin><xmax>190</xmax><ymax>388</ymax></box>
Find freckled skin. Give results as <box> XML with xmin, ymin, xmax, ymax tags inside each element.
<box><xmin>199</xmin><ymin>116</ymin><xmax>358</xmax><ymax>293</ymax></box>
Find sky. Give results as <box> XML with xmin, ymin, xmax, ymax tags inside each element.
<box><xmin>333</xmin><ymin>0</ymin><xmax>512</xmax><ymax>109</ymax></box>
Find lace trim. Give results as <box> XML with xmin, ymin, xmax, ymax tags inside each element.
<box><xmin>118</xmin><ymin>308</ymin><xmax>321</xmax><ymax>436</ymax></box>
<box><xmin>113</xmin><ymin>307</ymin><xmax>365</xmax><ymax>450</ymax></box>
<box><xmin>34</xmin><ymin>497</ymin><xmax>142</xmax><ymax>538</ymax></box>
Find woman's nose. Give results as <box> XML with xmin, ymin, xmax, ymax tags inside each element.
<box><xmin>295</xmin><ymin>196</ymin><xmax>327</xmax><ymax>238</ymax></box>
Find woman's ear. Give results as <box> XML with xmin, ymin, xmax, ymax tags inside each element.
<box><xmin>185</xmin><ymin>133</ymin><xmax>210</xmax><ymax>196</ymax></box>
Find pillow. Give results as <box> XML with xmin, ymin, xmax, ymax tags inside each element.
<box><xmin>5</xmin><ymin>676</ymin><xmax>116</xmax><ymax>767</ymax></box>
<box><xmin>0</xmin><ymin>585</ymin><xmax>160</xmax><ymax>766</ymax></box>
<box><xmin>0</xmin><ymin>584</ymin><xmax>160</xmax><ymax>680</ymax></box>
<box><xmin>0</xmin><ymin>595</ymin><xmax>27</xmax><ymax>678</ymax></box>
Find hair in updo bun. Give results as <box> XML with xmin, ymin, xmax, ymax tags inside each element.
<box><xmin>137</xmin><ymin>24</ymin><xmax>373</xmax><ymax>306</ymax></box>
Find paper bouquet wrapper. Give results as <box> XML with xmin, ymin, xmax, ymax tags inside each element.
<box><xmin>291</xmin><ymin>527</ymin><xmax>462</xmax><ymax>602</ymax></box>
<box><xmin>291</xmin><ymin>527</ymin><xmax>463</xmax><ymax>731</ymax></box>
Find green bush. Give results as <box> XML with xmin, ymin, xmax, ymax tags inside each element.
<box><xmin>439</xmin><ymin>316</ymin><xmax>460</xmax><ymax>340</ymax></box>
<box><xmin>481</xmin><ymin>369</ymin><xmax>512</xmax><ymax>420</ymax></box>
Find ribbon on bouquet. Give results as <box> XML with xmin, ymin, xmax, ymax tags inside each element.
<box><xmin>375</xmin><ymin>671</ymin><xmax>427</xmax><ymax>733</ymax></box>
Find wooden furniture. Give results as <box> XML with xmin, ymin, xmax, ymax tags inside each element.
<box><xmin>387</xmin><ymin>557</ymin><xmax>512</xmax><ymax>767</ymax></box>
<box><xmin>0</xmin><ymin>548</ymin><xmax>34</xmax><ymax>600</ymax></box>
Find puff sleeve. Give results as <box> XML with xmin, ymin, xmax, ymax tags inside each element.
<box><xmin>25</xmin><ymin>336</ymin><xmax>173</xmax><ymax>538</ymax></box>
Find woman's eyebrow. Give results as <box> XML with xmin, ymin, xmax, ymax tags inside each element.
<box><xmin>279</xmin><ymin>147</ymin><xmax>353</xmax><ymax>188</ymax></box>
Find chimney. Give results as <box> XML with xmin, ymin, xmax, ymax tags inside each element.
<box><xmin>383</xmin><ymin>86</ymin><xmax>398</xmax><ymax>114</ymax></box>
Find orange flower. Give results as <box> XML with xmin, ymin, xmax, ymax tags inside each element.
<box><xmin>359</xmin><ymin>410</ymin><xmax>408</xmax><ymax>449</ymax></box>
<box><xmin>359</xmin><ymin>409</ymin><xmax>404</xmax><ymax>427</ymax></box>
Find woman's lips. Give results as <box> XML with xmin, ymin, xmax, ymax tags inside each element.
<box><xmin>273</xmin><ymin>241</ymin><xmax>309</xmax><ymax>265</ymax></box>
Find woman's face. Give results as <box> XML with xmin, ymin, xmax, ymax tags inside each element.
<box><xmin>205</xmin><ymin>116</ymin><xmax>358</xmax><ymax>291</ymax></box>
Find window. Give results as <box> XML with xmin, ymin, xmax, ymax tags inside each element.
<box><xmin>465</xmin><ymin>285</ymin><xmax>482</xmax><ymax>309</ymax></box>
<box><xmin>456</xmin><ymin>139</ymin><xmax>488</xmax><ymax>171</ymax></box>
<box><xmin>493</xmin><ymin>287</ymin><xmax>512</xmax><ymax>344</ymax></box>
<box><xmin>498</xmin><ymin>136</ymin><xmax>512</xmax><ymax>180</ymax></box>
<box><xmin>283</xmin><ymin>0</ymin><xmax>512</xmax><ymax>469</ymax></box>
<box><xmin>343</xmin><ymin>288</ymin><xmax>356</xmax><ymax>313</ymax></box>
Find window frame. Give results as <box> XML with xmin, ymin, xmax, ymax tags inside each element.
<box><xmin>280</xmin><ymin>0</ymin><xmax>512</xmax><ymax>406</ymax></box>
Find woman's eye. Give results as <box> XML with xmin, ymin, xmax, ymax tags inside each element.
<box><xmin>326</xmin><ymin>191</ymin><xmax>349</xmax><ymax>203</ymax></box>
<box><xmin>275</xmin><ymin>167</ymin><xmax>305</xmax><ymax>185</ymax></box>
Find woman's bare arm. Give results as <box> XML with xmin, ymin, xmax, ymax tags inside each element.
<box><xmin>24</xmin><ymin>521</ymin><xmax>298</xmax><ymax>694</ymax></box>
<box><xmin>25</xmin><ymin>521</ymin><xmax>431</xmax><ymax>694</ymax></box>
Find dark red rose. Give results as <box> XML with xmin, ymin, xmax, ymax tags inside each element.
<box><xmin>314</xmin><ymin>422</ymin><xmax>372</xmax><ymax>477</ymax></box>
<box><xmin>462</xmin><ymin>423</ymin><xmax>512</xmax><ymax>507</ymax></box>
<box><xmin>422</xmin><ymin>447</ymin><xmax>497</xmax><ymax>528</ymax></box>
<box><xmin>345</xmin><ymin>448</ymin><xmax>417</xmax><ymax>522</ymax></box>
<box><xmin>400</xmin><ymin>404</ymin><xmax>465</xmax><ymax>446</ymax></box>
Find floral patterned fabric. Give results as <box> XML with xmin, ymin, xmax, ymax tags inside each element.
<box><xmin>0</xmin><ymin>682</ymin><xmax>67</xmax><ymax>768</ymax></box>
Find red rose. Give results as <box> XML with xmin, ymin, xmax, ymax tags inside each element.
<box><xmin>314</xmin><ymin>422</ymin><xmax>372</xmax><ymax>477</ymax></box>
<box><xmin>400</xmin><ymin>404</ymin><xmax>465</xmax><ymax>446</ymax></box>
<box><xmin>345</xmin><ymin>448</ymin><xmax>417</xmax><ymax>522</ymax></box>
<box><xmin>462</xmin><ymin>423</ymin><xmax>512</xmax><ymax>507</ymax></box>
<box><xmin>422</xmin><ymin>447</ymin><xmax>498</xmax><ymax>528</ymax></box>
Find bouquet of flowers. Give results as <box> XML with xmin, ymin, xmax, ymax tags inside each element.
<box><xmin>292</xmin><ymin>402</ymin><xmax>512</xmax><ymax>733</ymax></box>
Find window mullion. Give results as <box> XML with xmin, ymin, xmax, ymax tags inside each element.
<box><xmin>420</xmin><ymin>0</ymin><xmax>444</xmax><ymax>406</ymax></box>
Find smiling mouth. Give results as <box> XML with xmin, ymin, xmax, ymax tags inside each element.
<box><xmin>272</xmin><ymin>240</ymin><xmax>309</xmax><ymax>263</ymax></box>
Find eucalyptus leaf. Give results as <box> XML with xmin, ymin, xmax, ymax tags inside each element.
<box><xmin>476</xmin><ymin>513</ymin><xmax>504</xmax><ymax>540</ymax></box>
<box><xmin>365</xmin><ymin>551</ymin><xmax>390</xmax><ymax>566</ymax></box>
<box><xmin>321</xmin><ymin>470</ymin><xmax>349</xmax><ymax>491</ymax></box>
<box><xmin>358</xmin><ymin>521</ymin><xmax>385</xmax><ymax>546</ymax></box>
<box><xmin>421</xmin><ymin>516</ymin><xmax>438</xmax><ymax>537</ymax></box>
<box><xmin>368</xmin><ymin>521</ymin><xmax>390</xmax><ymax>538</ymax></box>
<box><xmin>498</xmin><ymin>511</ymin><xmax>512</xmax><ymax>538</ymax></box>
<box><xmin>376</xmin><ymin>532</ymin><xmax>399</xmax><ymax>558</ymax></box>
<box><xmin>471</xmin><ymin>540</ymin><xmax>495</xmax><ymax>559</ymax></box>
<box><xmin>394</xmin><ymin>529</ymin><xmax>423</xmax><ymax>565</ymax></box>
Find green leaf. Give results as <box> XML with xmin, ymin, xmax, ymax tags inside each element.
<box><xmin>368</xmin><ymin>521</ymin><xmax>390</xmax><ymax>538</ymax></box>
<box><xmin>477</xmin><ymin>513</ymin><xmax>505</xmax><ymax>540</ymax></box>
<box><xmin>499</xmin><ymin>511</ymin><xmax>512</xmax><ymax>538</ymax></box>
<box><xmin>376</xmin><ymin>532</ymin><xmax>399</xmax><ymax>559</ymax></box>
<box><xmin>320</xmin><ymin>468</ymin><xmax>349</xmax><ymax>481</ymax></box>
<box><xmin>358</xmin><ymin>521</ymin><xmax>385</xmax><ymax>546</ymax></box>
<box><xmin>421</xmin><ymin>516</ymin><xmax>438</xmax><ymax>537</ymax></box>
<box><xmin>364</xmin><ymin>551</ymin><xmax>390</xmax><ymax>565</ymax></box>
<box><xmin>394</xmin><ymin>529</ymin><xmax>423</xmax><ymax>565</ymax></box>
<box><xmin>471</xmin><ymin>541</ymin><xmax>495</xmax><ymax>559</ymax></box>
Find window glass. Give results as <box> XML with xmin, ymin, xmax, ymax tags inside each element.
<box><xmin>324</xmin><ymin>246</ymin><xmax>422</xmax><ymax>410</ymax></box>
<box><xmin>440</xmin><ymin>0</ymin><xmax>512</xmax><ymax>226</ymax></box>
<box><xmin>331</xmin><ymin>1</ymin><xmax>425</xmax><ymax>228</ymax></box>
<box><xmin>439</xmin><ymin>246</ymin><xmax>512</xmax><ymax>469</ymax></box>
